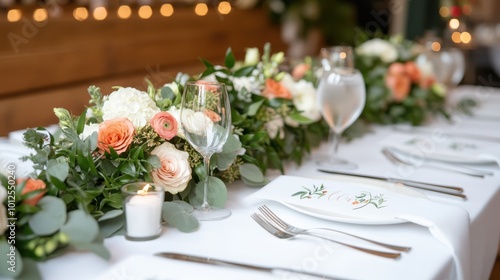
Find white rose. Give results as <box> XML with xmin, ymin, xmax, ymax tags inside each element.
<box><xmin>265</xmin><ymin>108</ymin><xmax>284</xmax><ymax>139</ymax></box>
<box><xmin>281</xmin><ymin>74</ymin><xmax>322</xmax><ymax>125</ymax></box>
<box><xmin>79</xmin><ymin>123</ymin><xmax>99</xmax><ymax>140</ymax></box>
<box><xmin>244</xmin><ymin>47</ymin><xmax>260</xmax><ymax>65</ymax></box>
<box><xmin>357</xmin><ymin>38</ymin><xmax>398</xmax><ymax>63</ymax></box>
<box><xmin>151</xmin><ymin>142</ymin><xmax>192</xmax><ymax>194</ymax></box>
<box><xmin>180</xmin><ymin>109</ymin><xmax>214</xmax><ymax>136</ymax></box>
<box><xmin>167</xmin><ymin>106</ymin><xmax>183</xmax><ymax>138</ymax></box>
<box><xmin>0</xmin><ymin>186</ymin><xmax>7</xmax><ymax>235</ymax></box>
<box><xmin>102</xmin><ymin>87</ymin><xmax>160</xmax><ymax>128</ymax></box>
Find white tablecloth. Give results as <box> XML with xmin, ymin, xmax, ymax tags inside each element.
<box><xmin>4</xmin><ymin>86</ymin><xmax>500</xmax><ymax>280</ymax></box>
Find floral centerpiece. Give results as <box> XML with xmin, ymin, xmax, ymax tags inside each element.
<box><xmin>0</xmin><ymin>43</ymin><xmax>328</xmax><ymax>278</ymax></box>
<box><xmin>355</xmin><ymin>36</ymin><xmax>449</xmax><ymax>125</ymax></box>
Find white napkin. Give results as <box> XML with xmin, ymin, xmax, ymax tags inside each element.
<box><xmin>246</xmin><ymin>175</ymin><xmax>472</xmax><ymax>280</ymax></box>
<box><xmin>395</xmin><ymin>200</ymin><xmax>471</xmax><ymax>280</ymax></box>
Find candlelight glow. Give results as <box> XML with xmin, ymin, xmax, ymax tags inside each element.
<box><xmin>137</xmin><ymin>184</ymin><xmax>152</xmax><ymax>195</ymax></box>
<box><xmin>339</xmin><ymin>52</ymin><xmax>347</xmax><ymax>59</ymax></box>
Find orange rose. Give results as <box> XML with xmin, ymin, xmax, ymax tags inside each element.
<box><xmin>386</xmin><ymin>73</ymin><xmax>411</xmax><ymax>102</ymax></box>
<box><xmin>98</xmin><ymin>117</ymin><xmax>135</xmax><ymax>155</ymax></box>
<box><xmin>404</xmin><ymin>61</ymin><xmax>421</xmax><ymax>83</ymax></box>
<box><xmin>420</xmin><ymin>76</ymin><xmax>436</xmax><ymax>89</ymax></box>
<box><xmin>195</xmin><ymin>80</ymin><xmax>220</xmax><ymax>92</ymax></box>
<box><xmin>204</xmin><ymin>109</ymin><xmax>222</xmax><ymax>123</ymax></box>
<box><xmin>387</xmin><ymin>62</ymin><xmax>406</xmax><ymax>76</ymax></box>
<box><xmin>20</xmin><ymin>178</ymin><xmax>46</xmax><ymax>207</ymax></box>
<box><xmin>150</xmin><ymin>112</ymin><xmax>178</xmax><ymax>140</ymax></box>
<box><xmin>292</xmin><ymin>63</ymin><xmax>311</xmax><ymax>80</ymax></box>
<box><xmin>262</xmin><ymin>79</ymin><xmax>292</xmax><ymax>99</ymax></box>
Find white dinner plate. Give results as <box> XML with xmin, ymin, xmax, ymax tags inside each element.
<box><xmin>246</xmin><ymin>175</ymin><xmax>427</xmax><ymax>225</ymax></box>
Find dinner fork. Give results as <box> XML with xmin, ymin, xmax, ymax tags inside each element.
<box><xmin>251</xmin><ymin>213</ymin><xmax>402</xmax><ymax>259</ymax></box>
<box><xmin>258</xmin><ymin>205</ymin><xmax>411</xmax><ymax>252</ymax></box>
<box><xmin>382</xmin><ymin>147</ymin><xmax>492</xmax><ymax>178</ymax></box>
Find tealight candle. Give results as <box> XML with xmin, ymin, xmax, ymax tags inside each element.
<box><xmin>121</xmin><ymin>182</ymin><xmax>164</xmax><ymax>241</ymax></box>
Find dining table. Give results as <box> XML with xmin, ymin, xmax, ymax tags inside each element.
<box><xmin>2</xmin><ymin>85</ymin><xmax>500</xmax><ymax>280</ymax></box>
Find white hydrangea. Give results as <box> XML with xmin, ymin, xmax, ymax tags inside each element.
<box><xmin>281</xmin><ymin>74</ymin><xmax>322</xmax><ymax>126</ymax></box>
<box><xmin>356</xmin><ymin>38</ymin><xmax>399</xmax><ymax>63</ymax></box>
<box><xmin>79</xmin><ymin>123</ymin><xmax>99</xmax><ymax>140</ymax></box>
<box><xmin>101</xmin><ymin>87</ymin><xmax>160</xmax><ymax>128</ymax></box>
<box><xmin>265</xmin><ymin>108</ymin><xmax>284</xmax><ymax>139</ymax></box>
<box><xmin>231</xmin><ymin>76</ymin><xmax>260</xmax><ymax>102</ymax></box>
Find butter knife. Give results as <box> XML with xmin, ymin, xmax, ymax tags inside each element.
<box><xmin>155</xmin><ymin>252</ymin><xmax>339</xmax><ymax>280</ymax></box>
<box><xmin>317</xmin><ymin>169</ymin><xmax>467</xmax><ymax>200</ymax></box>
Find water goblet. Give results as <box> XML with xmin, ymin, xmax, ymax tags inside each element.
<box><xmin>317</xmin><ymin>46</ymin><xmax>366</xmax><ymax>169</ymax></box>
<box><xmin>180</xmin><ymin>81</ymin><xmax>232</xmax><ymax>221</ymax></box>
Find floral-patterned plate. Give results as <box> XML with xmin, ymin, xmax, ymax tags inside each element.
<box><xmin>246</xmin><ymin>175</ymin><xmax>427</xmax><ymax>225</ymax></box>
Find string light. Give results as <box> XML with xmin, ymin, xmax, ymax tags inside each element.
<box><xmin>138</xmin><ymin>5</ymin><xmax>152</xmax><ymax>19</ymax></box>
<box><xmin>33</xmin><ymin>8</ymin><xmax>48</xmax><ymax>22</ymax></box>
<box><xmin>194</xmin><ymin>3</ymin><xmax>208</xmax><ymax>16</ymax></box>
<box><xmin>451</xmin><ymin>32</ymin><xmax>461</xmax><ymax>43</ymax></box>
<box><xmin>93</xmin><ymin>7</ymin><xmax>107</xmax><ymax>20</ymax></box>
<box><xmin>449</xmin><ymin>18</ymin><xmax>460</xmax><ymax>30</ymax></box>
<box><xmin>218</xmin><ymin>1</ymin><xmax>231</xmax><ymax>15</ymax></box>
<box><xmin>73</xmin><ymin>7</ymin><xmax>88</xmax><ymax>21</ymax></box>
<box><xmin>460</xmin><ymin>32</ymin><xmax>471</xmax><ymax>44</ymax></box>
<box><xmin>7</xmin><ymin>9</ymin><xmax>22</xmax><ymax>22</ymax></box>
<box><xmin>117</xmin><ymin>5</ymin><xmax>132</xmax><ymax>19</ymax></box>
<box><xmin>160</xmin><ymin>3</ymin><xmax>174</xmax><ymax>17</ymax></box>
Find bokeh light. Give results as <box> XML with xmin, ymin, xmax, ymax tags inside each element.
<box><xmin>195</xmin><ymin>3</ymin><xmax>208</xmax><ymax>16</ymax></box>
<box><xmin>160</xmin><ymin>4</ymin><xmax>174</xmax><ymax>17</ymax></box>
<box><xmin>117</xmin><ymin>5</ymin><xmax>132</xmax><ymax>19</ymax></box>
<box><xmin>138</xmin><ymin>5</ymin><xmax>152</xmax><ymax>19</ymax></box>
<box><xmin>218</xmin><ymin>1</ymin><xmax>231</xmax><ymax>15</ymax></box>
<box><xmin>7</xmin><ymin>9</ymin><xmax>22</xmax><ymax>22</ymax></box>
<box><xmin>93</xmin><ymin>7</ymin><xmax>107</xmax><ymax>21</ymax></box>
<box><xmin>73</xmin><ymin>7</ymin><xmax>88</xmax><ymax>21</ymax></box>
<box><xmin>33</xmin><ymin>8</ymin><xmax>48</xmax><ymax>22</ymax></box>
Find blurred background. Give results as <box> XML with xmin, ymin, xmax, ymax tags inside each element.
<box><xmin>1</xmin><ymin>0</ymin><xmax>500</xmax><ymax>135</ymax></box>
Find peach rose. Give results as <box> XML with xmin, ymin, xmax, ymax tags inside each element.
<box><xmin>292</xmin><ymin>63</ymin><xmax>311</xmax><ymax>80</ymax></box>
<box><xmin>150</xmin><ymin>112</ymin><xmax>178</xmax><ymax>140</ymax></box>
<box><xmin>404</xmin><ymin>61</ymin><xmax>421</xmax><ymax>83</ymax></box>
<box><xmin>195</xmin><ymin>80</ymin><xmax>220</xmax><ymax>92</ymax></box>
<box><xmin>204</xmin><ymin>109</ymin><xmax>222</xmax><ymax>123</ymax></box>
<box><xmin>262</xmin><ymin>79</ymin><xmax>292</xmax><ymax>99</ymax></box>
<box><xmin>387</xmin><ymin>62</ymin><xmax>406</xmax><ymax>76</ymax></box>
<box><xmin>20</xmin><ymin>178</ymin><xmax>46</xmax><ymax>207</ymax></box>
<box><xmin>150</xmin><ymin>142</ymin><xmax>192</xmax><ymax>194</ymax></box>
<box><xmin>386</xmin><ymin>74</ymin><xmax>411</xmax><ymax>102</ymax></box>
<box><xmin>98</xmin><ymin>117</ymin><xmax>135</xmax><ymax>155</ymax></box>
<box><xmin>420</xmin><ymin>76</ymin><xmax>436</xmax><ymax>89</ymax></box>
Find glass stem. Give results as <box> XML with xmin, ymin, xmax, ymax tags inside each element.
<box><xmin>329</xmin><ymin>130</ymin><xmax>341</xmax><ymax>159</ymax></box>
<box><xmin>201</xmin><ymin>156</ymin><xmax>211</xmax><ymax>211</ymax></box>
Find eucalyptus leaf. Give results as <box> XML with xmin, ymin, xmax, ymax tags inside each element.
<box><xmin>17</xmin><ymin>258</ymin><xmax>41</xmax><ymax>280</ymax></box>
<box><xmin>189</xmin><ymin>177</ymin><xmax>227</xmax><ymax>207</ymax></box>
<box><xmin>241</xmin><ymin>176</ymin><xmax>269</xmax><ymax>188</ymax></box>
<box><xmin>29</xmin><ymin>196</ymin><xmax>67</xmax><ymax>235</ymax></box>
<box><xmin>60</xmin><ymin>210</ymin><xmax>99</xmax><ymax>243</ymax></box>
<box><xmin>47</xmin><ymin>158</ymin><xmax>69</xmax><ymax>182</ymax></box>
<box><xmin>0</xmin><ymin>241</ymin><xmax>22</xmax><ymax>278</ymax></box>
<box><xmin>239</xmin><ymin>163</ymin><xmax>265</xmax><ymax>183</ymax></box>
<box><xmin>98</xmin><ymin>213</ymin><xmax>125</xmax><ymax>238</ymax></box>
<box><xmin>168</xmin><ymin>213</ymin><xmax>199</xmax><ymax>233</ymax></box>
<box><xmin>98</xmin><ymin>209</ymin><xmax>123</xmax><ymax>222</ymax></box>
<box><xmin>170</xmin><ymin>201</ymin><xmax>194</xmax><ymax>213</ymax></box>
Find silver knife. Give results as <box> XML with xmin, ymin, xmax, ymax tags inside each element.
<box><xmin>317</xmin><ymin>169</ymin><xmax>467</xmax><ymax>200</ymax></box>
<box><xmin>155</xmin><ymin>252</ymin><xmax>340</xmax><ymax>279</ymax></box>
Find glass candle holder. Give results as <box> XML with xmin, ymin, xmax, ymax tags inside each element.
<box><xmin>121</xmin><ymin>182</ymin><xmax>164</xmax><ymax>241</ymax></box>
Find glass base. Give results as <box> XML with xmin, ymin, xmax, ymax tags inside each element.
<box><xmin>316</xmin><ymin>157</ymin><xmax>358</xmax><ymax>170</ymax></box>
<box><xmin>192</xmin><ymin>206</ymin><xmax>232</xmax><ymax>221</ymax></box>
<box><xmin>125</xmin><ymin>232</ymin><xmax>161</xmax><ymax>241</ymax></box>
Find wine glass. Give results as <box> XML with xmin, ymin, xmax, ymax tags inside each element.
<box><xmin>180</xmin><ymin>81</ymin><xmax>232</xmax><ymax>221</ymax></box>
<box><xmin>316</xmin><ymin>46</ymin><xmax>366</xmax><ymax>169</ymax></box>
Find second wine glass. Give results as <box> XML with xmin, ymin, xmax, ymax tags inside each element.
<box><xmin>180</xmin><ymin>81</ymin><xmax>232</xmax><ymax>221</ymax></box>
<box><xmin>317</xmin><ymin>46</ymin><xmax>366</xmax><ymax>169</ymax></box>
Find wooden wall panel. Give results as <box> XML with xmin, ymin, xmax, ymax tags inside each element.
<box><xmin>0</xmin><ymin>7</ymin><xmax>287</xmax><ymax>136</ymax></box>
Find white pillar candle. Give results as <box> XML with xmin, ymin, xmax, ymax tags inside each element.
<box><xmin>122</xmin><ymin>183</ymin><xmax>164</xmax><ymax>241</ymax></box>
<box><xmin>125</xmin><ymin>194</ymin><xmax>163</xmax><ymax>238</ymax></box>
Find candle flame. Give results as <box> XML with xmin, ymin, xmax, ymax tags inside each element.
<box><xmin>137</xmin><ymin>184</ymin><xmax>151</xmax><ymax>195</ymax></box>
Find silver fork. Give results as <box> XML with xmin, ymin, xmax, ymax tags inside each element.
<box><xmin>382</xmin><ymin>147</ymin><xmax>492</xmax><ymax>178</ymax></box>
<box><xmin>258</xmin><ymin>205</ymin><xmax>411</xmax><ymax>252</ymax></box>
<box><xmin>251</xmin><ymin>213</ymin><xmax>402</xmax><ymax>259</ymax></box>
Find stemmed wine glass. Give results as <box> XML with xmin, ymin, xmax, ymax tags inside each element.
<box><xmin>316</xmin><ymin>46</ymin><xmax>366</xmax><ymax>169</ymax></box>
<box><xmin>180</xmin><ymin>81</ymin><xmax>232</xmax><ymax>221</ymax></box>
